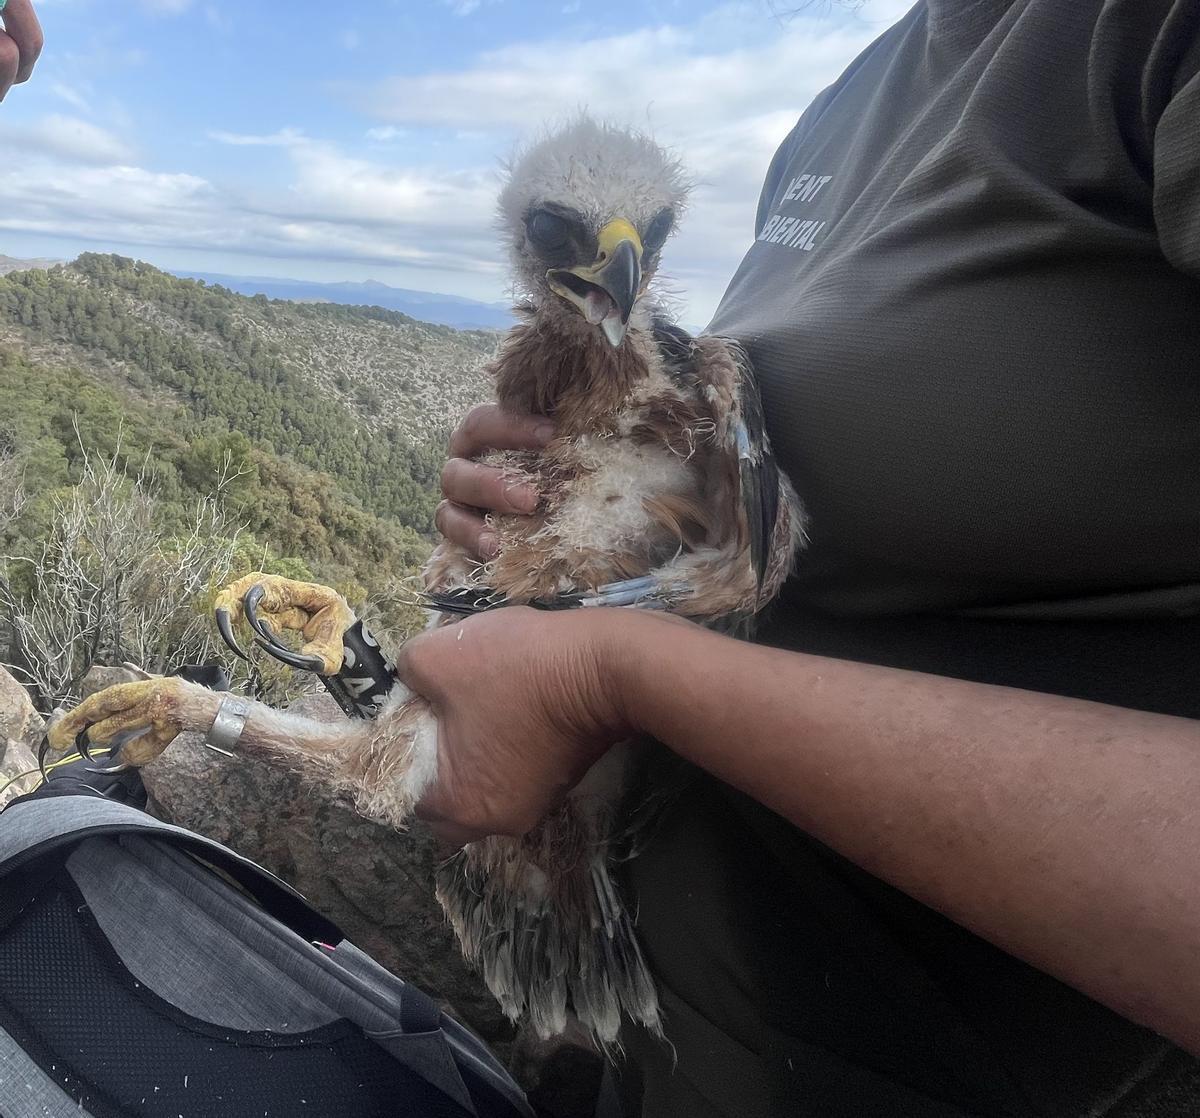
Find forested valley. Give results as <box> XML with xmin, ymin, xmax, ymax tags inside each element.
<box><xmin>0</xmin><ymin>253</ymin><xmax>496</xmax><ymax>710</ymax></box>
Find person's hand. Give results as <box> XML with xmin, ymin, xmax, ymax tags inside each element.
<box><xmin>0</xmin><ymin>0</ymin><xmax>43</xmax><ymax>101</ymax></box>
<box><xmin>397</xmin><ymin>605</ymin><xmax>637</xmax><ymax>847</ymax></box>
<box><xmin>437</xmin><ymin>404</ymin><xmax>555</xmax><ymax>559</ymax></box>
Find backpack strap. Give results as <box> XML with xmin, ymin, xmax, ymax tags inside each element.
<box><xmin>398</xmin><ymin>975</ymin><xmax>442</xmax><ymax>1034</ymax></box>
<box><xmin>0</xmin><ymin>797</ymin><xmax>343</xmax><ymax>945</ymax></box>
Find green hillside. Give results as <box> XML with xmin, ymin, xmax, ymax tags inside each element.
<box><xmin>0</xmin><ymin>254</ymin><xmax>497</xmax><ymax>703</ymax></box>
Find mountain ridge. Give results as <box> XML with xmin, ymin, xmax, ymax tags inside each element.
<box><xmin>0</xmin><ymin>255</ymin><xmax>61</xmax><ymax>276</ymax></box>
<box><xmin>175</xmin><ymin>270</ymin><xmax>515</xmax><ymax>331</ymax></box>
<box><xmin>0</xmin><ymin>254</ymin><xmax>514</xmax><ymax>331</ymax></box>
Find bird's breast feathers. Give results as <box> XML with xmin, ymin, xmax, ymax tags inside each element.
<box><xmin>507</xmin><ymin>428</ymin><xmax>699</xmax><ymax>557</ymax></box>
<box><xmin>471</xmin><ymin>389</ymin><xmax>714</xmax><ymax>599</ymax></box>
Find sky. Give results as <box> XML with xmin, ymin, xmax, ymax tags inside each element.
<box><xmin>0</xmin><ymin>0</ymin><xmax>914</xmax><ymax>324</ymax></box>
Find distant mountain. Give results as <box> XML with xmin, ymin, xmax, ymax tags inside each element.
<box><xmin>175</xmin><ymin>270</ymin><xmax>514</xmax><ymax>331</ymax></box>
<box><xmin>0</xmin><ymin>255</ymin><xmax>61</xmax><ymax>276</ymax></box>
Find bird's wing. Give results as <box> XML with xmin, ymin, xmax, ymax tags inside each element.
<box><xmin>724</xmin><ymin>337</ymin><xmax>780</xmax><ymax>596</ymax></box>
<box><xmin>654</xmin><ymin>320</ymin><xmax>781</xmax><ymax>600</ymax></box>
<box><xmin>420</xmin><ymin>585</ymin><xmax>508</xmax><ymax>616</ymax></box>
<box><xmin>421</xmin><ymin>576</ymin><xmax>667</xmax><ymax>616</ymax></box>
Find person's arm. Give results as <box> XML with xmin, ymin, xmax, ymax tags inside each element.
<box><xmin>619</xmin><ymin>614</ymin><xmax>1200</xmax><ymax>1053</ymax></box>
<box><xmin>399</xmin><ymin>604</ymin><xmax>1200</xmax><ymax>1058</ymax></box>
<box><xmin>0</xmin><ymin>0</ymin><xmax>42</xmax><ymax>102</ymax></box>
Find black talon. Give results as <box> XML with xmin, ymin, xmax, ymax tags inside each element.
<box><xmin>244</xmin><ymin>587</ymin><xmax>291</xmax><ymax>654</ymax></box>
<box><xmin>84</xmin><ymin>756</ymin><xmax>133</xmax><ymax>775</ymax></box>
<box><xmin>242</xmin><ymin>584</ymin><xmax>274</xmax><ymax>643</ymax></box>
<box><xmin>249</xmin><ymin>634</ymin><xmax>326</xmax><ymax>674</ymax></box>
<box><xmin>75</xmin><ymin>726</ymin><xmax>97</xmax><ymax>762</ymax></box>
<box><xmin>37</xmin><ymin>736</ymin><xmax>52</xmax><ymax>781</ymax></box>
<box><xmin>215</xmin><ymin>608</ymin><xmax>249</xmax><ymax>661</ymax></box>
<box><xmin>81</xmin><ymin>729</ymin><xmax>142</xmax><ymax>776</ymax></box>
<box><xmin>243</xmin><ymin>583</ymin><xmax>326</xmax><ymax>674</ymax></box>
<box><xmin>83</xmin><ymin>735</ymin><xmax>134</xmax><ymax>776</ymax></box>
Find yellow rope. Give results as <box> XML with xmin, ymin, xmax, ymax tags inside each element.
<box><xmin>0</xmin><ymin>753</ymin><xmax>91</xmax><ymax>802</ymax></box>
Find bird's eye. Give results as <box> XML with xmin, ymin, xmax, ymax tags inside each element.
<box><xmin>527</xmin><ymin>210</ymin><xmax>570</xmax><ymax>251</ymax></box>
<box><xmin>643</xmin><ymin>208</ymin><xmax>674</xmax><ymax>252</ymax></box>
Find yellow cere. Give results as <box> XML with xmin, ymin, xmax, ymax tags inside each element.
<box><xmin>596</xmin><ymin>218</ymin><xmax>643</xmax><ymax>261</ymax></box>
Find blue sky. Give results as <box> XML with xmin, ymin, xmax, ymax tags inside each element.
<box><xmin>0</xmin><ymin>0</ymin><xmax>912</xmax><ymax>323</ymax></box>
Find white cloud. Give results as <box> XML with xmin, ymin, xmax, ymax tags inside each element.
<box><xmin>139</xmin><ymin>0</ymin><xmax>193</xmax><ymax>14</ymax></box>
<box><xmin>358</xmin><ymin>8</ymin><xmax>870</xmax><ymax>134</ymax></box>
<box><xmin>0</xmin><ymin>163</ymin><xmax>213</xmax><ymax>247</ymax></box>
<box><xmin>0</xmin><ymin>114</ymin><xmax>135</xmax><ymax>165</ymax></box>
<box><xmin>282</xmin><ymin>141</ymin><xmax>497</xmax><ymax>229</ymax></box>
<box><xmin>343</xmin><ymin>2</ymin><xmax>902</xmax><ymax>318</ymax></box>
<box><xmin>366</xmin><ymin>125</ymin><xmax>407</xmax><ymax>143</ymax></box>
<box><xmin>207</xmin><ymin>127</ymin><xmax>307</xmax><ymax>148</ymax></box>
<box><xmin>49</xmin><ymin>82</ymin><xmax>91</xmax><ymax>115</ymax></box>
<box><xmin>0</xmin><ymin>127</ymin><xmax>503</xmax><ymax>288</ymax></box>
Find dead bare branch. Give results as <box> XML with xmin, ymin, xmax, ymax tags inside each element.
<box><xmin>0</xmin><ymin>440</ymin><xmax>241</xmax><ymax>711</ymax></box>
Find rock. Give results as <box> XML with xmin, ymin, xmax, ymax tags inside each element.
<box><xmin>0</xmin><ymin>666</ymin><xmax>44</xmax><ymax>806</ymax></box>
<box><xmin>0</xmin><ymin>736</ymin><xmax>40</xmax><ymax>807</ymax></box>
<box><xmin>0</xmin><ymin>664</ymin><xmax>43</xmax><ymax>752</ymax></box>
<box><xmin>79</xmin><ymin>663</ymin><xmax>147</xmax><ymax>698</ymax></box>
<box><xmin>141</xmin><ymin>691</ymin><xmax>514</xmax><ymax>1048</ymax></box>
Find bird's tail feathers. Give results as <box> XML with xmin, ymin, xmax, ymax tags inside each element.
<box><xmin>436</xmin><ymin>818</ymin><xmax>662</xmax><ymax>1051</ymax></box>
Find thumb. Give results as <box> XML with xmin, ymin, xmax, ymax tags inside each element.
<box><xmin>391</xmin><ymin>625</ymin><xmax>440</xmax><ymax>703</ymax></box>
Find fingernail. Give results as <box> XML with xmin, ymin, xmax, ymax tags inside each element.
<box><xmin>533</xmin><ymin>422</ymin><xmax>556</xmax><ymax>444</ymax></box>
<box><xmin>478</xmin><ymin>532</ymin><xmax>500</xmax><ymax>559</ymax></box>
<box><xmin>504</xmin><ymin>483</ymin><xmax>538</xmax><ymax>514</ymax></box>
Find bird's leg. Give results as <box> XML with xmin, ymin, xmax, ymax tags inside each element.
<box><xmin>44</xmin><ymin>679</ymin><xmax>438</xmax><ymax>832</ymax></box>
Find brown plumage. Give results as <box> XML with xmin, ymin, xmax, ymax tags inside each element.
<box><xmin>50</xmin><ymin>116</ymin><xmax>806</xmax><ymax>1048</ymax></box>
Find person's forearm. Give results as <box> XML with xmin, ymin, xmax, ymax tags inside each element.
<box><xmin>609</xmin><ymin>613</ymin><xmax>1200</xmax><ymax>1053</ymax></box>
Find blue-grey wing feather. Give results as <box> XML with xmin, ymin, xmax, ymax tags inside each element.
<box><xmin>724</xmin><ymin>338</ymin><xmax>779</xmax><ymax>596</ymax></box>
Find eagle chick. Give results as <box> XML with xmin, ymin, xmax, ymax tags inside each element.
<box><xmin>49</xmin><ymin>116</ymin><xmax>807</xmax><ymax>1049</ymax></box>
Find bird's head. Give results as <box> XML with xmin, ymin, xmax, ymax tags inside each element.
<box><xmin>498</xmin><ymin>116</ymin><xmax>690</xmax><ymax>347</ymax></box>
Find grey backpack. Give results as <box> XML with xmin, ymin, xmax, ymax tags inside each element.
<box><xmin>0</xmin><ymin>796</ymin><xmax>533</xmax><ymax>1118</ymax></box>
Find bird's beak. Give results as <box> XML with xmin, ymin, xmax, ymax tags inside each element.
<box><xmin>547</xmin><ymin>218</ymin><xmax>643</xmax><ymax>347</ymax></box>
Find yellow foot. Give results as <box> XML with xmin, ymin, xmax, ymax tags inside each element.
<box><xmin>46</xmin><ymin>679</ymin><xmax>221</xmax><ymax>768</ymax></box>
<box><xmin>214</xmin><ymin>573</ymin><xmax>356</xmax><ymax>675</ymax></box>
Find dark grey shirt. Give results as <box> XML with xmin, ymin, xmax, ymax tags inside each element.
<box><xmin>709</xmin><ymin>0</ymin><xmax>1200</xmax><ymax>619</ymax></box>
<box><xmin>621</xmin><ymin>3</ymin><xmax>1200</xmax><ymax>1115</ymax></box>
